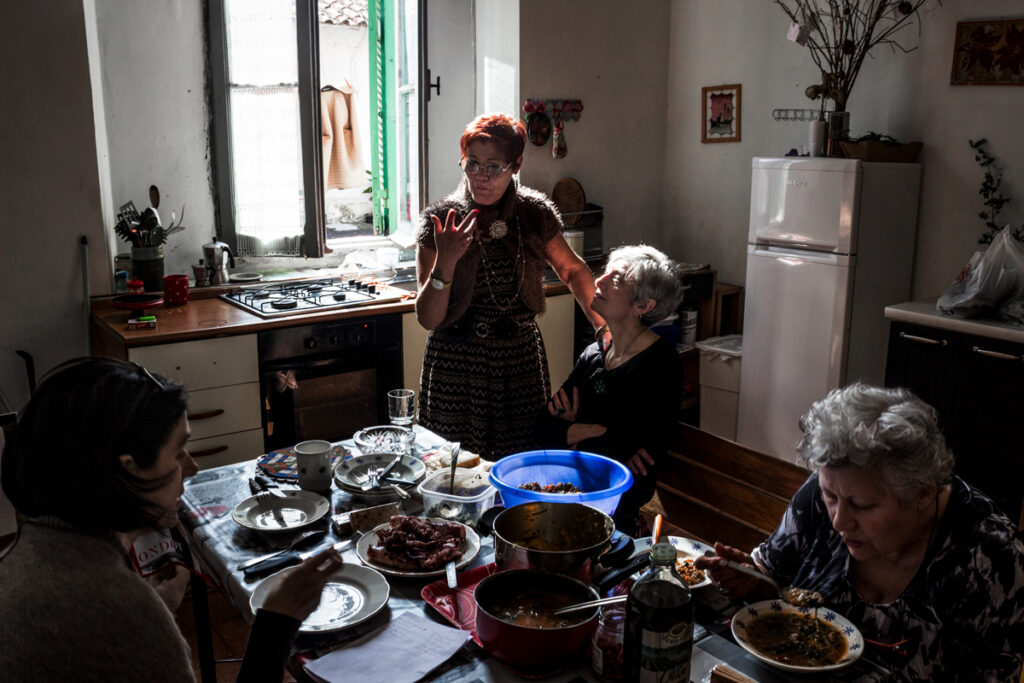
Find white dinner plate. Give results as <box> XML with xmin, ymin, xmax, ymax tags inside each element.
<box><xmin>731</xmin><ymin>600</ymin><xmax>864</xmax><ymax>673</ymax></box>
<box><xmin>631</xmin><ymin>535</ymin><xmax>713</xmax><ymax>589</ymax></box>
<box><xmin>355</xmin><ymin>518</ymin><xmax>480</xmax><ymax>578</ymax></box>
<box><xmin>250</xmin><ymin>563</ymin><xmax>390</xmax><ymax>634</ymax></box>
<box><xmin>231</xmin><ymin>490</ymin><xmax>330</xmax><ymax>532</ymax></box>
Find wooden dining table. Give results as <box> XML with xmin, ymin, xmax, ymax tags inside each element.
<box><xmin>176</xmin><ymin>426</ymin><xmax>891</xmax><ymax>683</ymax></box>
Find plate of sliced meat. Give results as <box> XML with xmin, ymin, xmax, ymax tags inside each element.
<box><xmin>355</xmin><ymin>515</ymin><xmax>481</xmax><ymax>578</ymax></box>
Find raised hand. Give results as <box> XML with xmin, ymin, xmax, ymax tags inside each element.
<box><xmin>694</xmin><ymin>542</ymin><xmax>762</xmax><ymax>599</ymax></box>
<box><xmin>431</xmin><ymin>208</ymin><xmax>477</xmax><ymax>273</ymax></box>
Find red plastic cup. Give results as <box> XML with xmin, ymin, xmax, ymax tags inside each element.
<box><xmin>163</xmin><ymin>274</ymin><xmax>190</xmax><ymax>306</ymax></box>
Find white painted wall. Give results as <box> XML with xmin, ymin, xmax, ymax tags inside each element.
<box><xmin>1</xmin><ymin>1</ymin><xmax>108</xmax><ymax>409</ymax></box>
<box><xmin>518</xmin><ymin>0</ymin><xmax>671</xmax><ymax>252</ymax></box>
<box><xmin>660</xmin><ymin>0</ymin><xmax>1024</xmax><ymax>296</ymax></box>
<box><xmin>93</xmin><ymin>0</ymin><xmax>214</xmax><ymax>282</ymax></box>
<box><xmin>425</xmin><ymin>0</ymin><xmax>476</xmax><ymax>203</ymax></box>
<box><xmin>475</xmin><ymin>0</ymin><xmax>520</xmax><ymax>118</ymax></box>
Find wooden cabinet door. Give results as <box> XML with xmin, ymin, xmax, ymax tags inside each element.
<box><xmin>951</xmin><ymin>334</ymin><xmax>1024</xmax><ymax>522</ymax></box>
<box><xmin>401</xmin><ymin>312</ymin><xmax>429</xmax><ymax>394</ymax></box>
<box><xmin>537</xmin><ymin>293</ymin><xmax>576</xmax><ymax>390</ymax></box>
<box><xmin>129</xmin><ymin>335</ymin><xmax>258</xmax><ymax>390</ymax></box>
<box><xmin>884</xmin><ymin>322</ymin><xmax>959</xmax><ymax>436</ymax></box>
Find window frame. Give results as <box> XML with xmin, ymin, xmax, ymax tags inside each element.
<box><xmin>208</xmin><ymin>0</ymin><xmax>422</xmax><ymax>258</ymax></box>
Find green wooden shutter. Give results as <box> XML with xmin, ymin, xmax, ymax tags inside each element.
<box><xmin>369</xmin><ymin>0</ymin><xmax>398</xmax><ymax>236</ymax></box>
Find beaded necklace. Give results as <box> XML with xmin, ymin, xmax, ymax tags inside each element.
<box><xmin>478</xmin><ymin>213</ymin><xmax>524</xmax><ymax>311</ymax></box>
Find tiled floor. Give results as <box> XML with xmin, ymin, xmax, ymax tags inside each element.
<box><xmin>175</xmin><ymin>586</ymin><xmax>297</xmax><ymax>683</ymax></box>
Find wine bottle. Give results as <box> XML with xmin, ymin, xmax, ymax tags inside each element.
<box><xmin>623</xmin><ymin>542</ymin><xmax>694</xmax><ymax>682</ymax></box>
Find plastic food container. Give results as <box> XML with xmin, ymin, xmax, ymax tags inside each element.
<box><xmin>417</xmin><ymin>469</ymin><xmax>496</xmax><ymax>528</ymax></box>
<box><xmin>489</xmin><ymin>450</ymin><xmax>633</xmax><ymax>516</ymax></box>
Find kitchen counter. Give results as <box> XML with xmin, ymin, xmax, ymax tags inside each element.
<box><xmin>91</xmin><ymin>280</ymin><xmax>572</xmax><ymax>350</ymax></box>
<box><xmin>884</xmin><ymin>301</ymin><xmax>1024</xmax><ymax>344</ymax></box>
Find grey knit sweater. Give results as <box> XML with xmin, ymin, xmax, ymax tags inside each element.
<box><xmin>0</xmin><ymin>518</ymin><xmax>195</xmax><ymax>682</ymax></box>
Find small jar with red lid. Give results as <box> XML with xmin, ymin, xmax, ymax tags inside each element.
<box><xmin>127</xmin><ymin>278</ymin><xmax>145</xmax><ymax>294</ymax></box>
<box><xmin>591</xmin><ymin>605</ymin><xmax>626</xmax><ymax>681</ymax></box>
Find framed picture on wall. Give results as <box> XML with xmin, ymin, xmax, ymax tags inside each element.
<box><xmin>951</xmin><ymin>19</ymin><xmax>1024</xmax><ymax>85</ymax></box>
<box><xmin>701</xmin><ymin>84</ymin><xmax>741</xmax><ymax>143</ymax></box>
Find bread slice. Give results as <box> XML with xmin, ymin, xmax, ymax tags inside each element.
<box><xmin>424</xmin><ymin>445</ymin><xmax>483</xmax><ymax>472</ymax></box>
<box><xmin>348</xmin><ymin>503</ymin><xmax>400</xmax><ymax>534</ymax></box>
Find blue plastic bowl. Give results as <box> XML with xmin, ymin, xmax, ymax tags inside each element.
<box><xmin>489</xmin><ymin>450</ymin><xmax>633</xmax><ymax>516</ymax></box>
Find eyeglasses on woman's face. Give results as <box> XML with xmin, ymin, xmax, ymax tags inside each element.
<box><xmin>459</xmin><ymin>158</ymin><xmax>512</xmax><ymax>179</ymax></box>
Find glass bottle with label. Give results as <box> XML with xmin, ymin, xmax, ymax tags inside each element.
<box><xmin>623</xmin><ymin>542</ymin><xmax>694</xmax><ymax>682</ymax></box>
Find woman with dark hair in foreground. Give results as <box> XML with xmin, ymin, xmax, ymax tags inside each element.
<box><xmin>0</xmin><ymin>357</ymin><xmax>342</xmax><ymax>682</ymax></box>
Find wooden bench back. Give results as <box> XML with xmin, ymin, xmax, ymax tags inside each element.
<box><xmin>643</xmin><ymin>422</ymin><xmax>810</xmax><ymax>552</ymax></box>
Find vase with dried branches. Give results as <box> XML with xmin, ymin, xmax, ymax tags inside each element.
<box><xmin>776</xmin><ymin>0</ymin><xmax>936</xmax><ymax>116</ymax></box>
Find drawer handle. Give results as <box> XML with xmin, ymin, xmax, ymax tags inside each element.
<box><xmin>188</xmin><ymin>409</ymin><xmax>226</xmax><ymax>421</ymax></box>
<box><xmin>190</xmin><ymin>445</ymin><xmax>228</xmax><ymax>458</ymax></box>
<box><xmin>971</xmin><ymin>346</ymin><xmax>1021</xmax><ymax>361</ymax></box>
<box><xmin>899</xmin><ymin>331</ymin><xmax>947</xmax><ymax>346</ymax></box>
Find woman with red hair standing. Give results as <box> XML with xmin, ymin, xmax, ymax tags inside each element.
<box><xmin>415</xmin><ymin>113</ymin><xmax>605</xmax><ymax>460</ymax></box>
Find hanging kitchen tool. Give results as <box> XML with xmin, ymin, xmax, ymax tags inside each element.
<box><xmin>551</xmin><ymin>111</ymin><xmax>567</xmax><ymax>159</ymax></box>
<box><xmin>526</xmin><ymin>112</ymin><xmax>552</xmax><ymax>146</ymax></box>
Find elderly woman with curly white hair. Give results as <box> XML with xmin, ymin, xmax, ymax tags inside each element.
<box><xmin>696</xmin><ymin>383</ymin><xmax>1024</xmax><ymax>681</ymax></box>
<box><xmin>537</xmin><ymin>244</ymin><xmax>685</xmax><ymax>534</ymax></box>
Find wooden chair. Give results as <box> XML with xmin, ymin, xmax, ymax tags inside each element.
<box><xmin>641</xmin><ymin>422</ymin><xmax>809</xmax><ymax>552</ymax></box>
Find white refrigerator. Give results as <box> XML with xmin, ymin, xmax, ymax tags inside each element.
<box><xmin>736</xmin><ymin>157</ymin><xmax>921</xmax><ymax>462</ymax></box>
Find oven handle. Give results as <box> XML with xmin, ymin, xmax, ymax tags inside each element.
<box><xmin>260</xmin><ymin>354</ymin><xmax>381</xmax><ymax>373</ymax></box>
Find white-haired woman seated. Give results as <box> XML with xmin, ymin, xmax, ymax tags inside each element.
<box><xmin>696</xmin><ymin>383</ymin><xmax>1024</xmax><ymax>681</ymax></box>
<box><xmin>537</xmin><ymin>245</ymin><xmax>685</xmax><ymax>534</ymax></box>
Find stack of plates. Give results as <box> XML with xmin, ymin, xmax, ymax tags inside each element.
<box><xmin>333</xmin><ymin>452</ymin><xmax>426</xmax><ymax>503</ymax></box>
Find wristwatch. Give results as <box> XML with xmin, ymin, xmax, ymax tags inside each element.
<box><xmin>429</xmin><ymin>269</ymin><xmax>451</xmax><ymax>291</ymax></box>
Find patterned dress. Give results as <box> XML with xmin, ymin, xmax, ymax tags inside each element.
<box><xmin>752</xmin><ymin>472</ymin><xmax>1024</xmax><ymax>681</ymax></box>
<box><xmin>418</xmin><ymin>230</ymin><xmax>551</xmax><ymax>461</ymax></box>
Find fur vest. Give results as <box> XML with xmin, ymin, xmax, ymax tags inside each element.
<box><xmin>417</xmin><ymin>179</ymin><xmax>563</xmax><ymax>328</ymax></box>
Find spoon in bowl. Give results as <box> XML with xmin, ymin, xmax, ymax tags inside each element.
<box><xmin>702</xmin><ymin>551</ymin><xmax>823</xmax><ymax>608</ymax></box>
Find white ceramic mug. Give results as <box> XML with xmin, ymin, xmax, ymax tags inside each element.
<box><xmin>294</xmin><ymin>440</ymin><xmax>333</xmax><ymax>491</ymax></box>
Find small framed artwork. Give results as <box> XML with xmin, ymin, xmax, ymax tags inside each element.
<box><xmin>702</xmin><ymin>84</ymin><xmax>741</xmax><ymax>143</ymax></box>
<box><xmin>951</xmin><ymin>19</ymin><xmax>1024</xmax><ymax>85</ymax></box>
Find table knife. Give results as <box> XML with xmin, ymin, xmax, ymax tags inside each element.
<box><xmin>243</xmin><ymin>540</ymin><xmax>352</xmax><ymax>580</ymax></box>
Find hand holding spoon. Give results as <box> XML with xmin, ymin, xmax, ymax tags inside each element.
<box><xmin>702</xmin><ymin>550</ymin><xmax>823</xmax><ymax>608</ymax></box>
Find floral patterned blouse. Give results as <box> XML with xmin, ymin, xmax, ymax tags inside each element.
<box><xmin>752</xmin><ymin>472</ymin><xmax>1024</xmax><ymax>681</ymax></box>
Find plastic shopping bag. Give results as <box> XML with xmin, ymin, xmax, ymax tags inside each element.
<box><xmin>937</xmin><ymin>228</ymin><xmax>1024</xmax><ymax>319</ymax></box>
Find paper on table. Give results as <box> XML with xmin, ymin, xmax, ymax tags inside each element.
<box><xmin>304</xmin><ymin>612</ymin><xmax>472</xmax><ymax>683</ymax></box>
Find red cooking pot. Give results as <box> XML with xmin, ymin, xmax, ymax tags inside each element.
<box><xmin>474</xmin><ymin>569</ymin><xmax>599</xmax><ymax>672</ymax></box>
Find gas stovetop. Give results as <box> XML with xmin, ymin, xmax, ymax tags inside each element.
<box><xmin>222</xmin><ymin>277</ymin><xmax>408</xmax><ymax>318</ymax></box>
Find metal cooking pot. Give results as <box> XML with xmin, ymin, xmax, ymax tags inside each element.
<box><xmin>474</xmin><ymin>569</ymin><xmax>599</xmax><ymax>672</ymax></box>
<box><xmin>489</xmin><ymin>502</ymin><xmax>615</xmax><ymax>581</ymax></box>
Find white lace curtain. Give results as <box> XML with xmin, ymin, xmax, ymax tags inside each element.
<box><xmin>226</xmin><ymin>0</ymin><xmax>304</xmax><ymax>245</ymax></box>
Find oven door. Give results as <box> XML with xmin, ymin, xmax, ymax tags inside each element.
<box><xmin>259</xmin><ymin>322</ymin><xmax>402</xmax><ymax>452</ymax></box>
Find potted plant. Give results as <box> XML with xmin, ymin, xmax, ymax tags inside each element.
<box><xmin>776</xmin><ymin>0</ymin><xmax>936</xmax><ymax>150</ymax></box>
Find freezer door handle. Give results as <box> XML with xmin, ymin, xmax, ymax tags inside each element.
<box><xmin>899</xmin><ymin>331</ymin><xmax>948</xmax><ymax>346</ymax></box>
